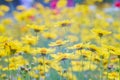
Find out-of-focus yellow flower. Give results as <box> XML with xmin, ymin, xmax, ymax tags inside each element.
<box><xmin>0</xmin><ymin>49</ymin><xmax>7</xmax><ymax>57</ymax></box>
<box><xmin>86</xmin><ymin>0</ymin><xmax>103</xmax><ymax>4</ymax></box>
<box><xmin>42</xmin><ymin>32</ymin><xmax>57</xmax><ymax>39</ymax></box>
<box><xmin>17</xmin><ymin>76</ymin><xmax>22</xmax><ymax>80</ymax></box>
<box><xmin>0</xmin><ymin>11</ymin><xmax>4</xmax><ymax>17</ymax></box>
<box><xmin>0</xmin><ymin>24</ymin><xmax>6</xmax><ymax>33</ymax></box>
<box><xmin>27</xmin><ymin>24</ymin><xmax>47</xmax><ymax>32</ymax></box>
<box><xmin>1</xmin><ymin>74</ymin><xmax>7</xmax><ymax>79</ymax></box>
<box><xmin>20</xmin><ymin>26</ymin><xmax>29</xmax><ymax>33</ymax></box>
<box><xmin>108</xmin><ymin>72</ymin><xmax>119</xmax><ymax>80</ymax></box>
<box><xmin>114</xmin><ymin>34</ymin><xmax>120</xmax><ymax>40</ymax></box>
<box><xmin>16</xmin><ymin>5</ymin><xmax>26</xmax><ymax>11</ymax></box>
<box><xmin>56</xmin><ymin>20</ymin><xmax>71</xmax><ymax>27</ymax></box>
<box><xmin>21</xmin><ymin>34</ymin><xmax>38</xmax><ymax>45</ymax></box>
<box><xmin>68</xmin><ymin>43</ymin><xmax>84</xmax><ymax>50</ymax></box>
<box><xmin>112</xmin><ymin>21</ymin><xmax>120</xmax><ymax>27</ymax></box>
<box><xmin>6</xmin><ymin>40</ymin><xmax>23</xmax><ymax>54</ymax></box>
<box><xmin>37</xmin><ymin>48</ymin><xmax>54</xmax><ymax>55</ymax></box>
<box><xmin>44</xmin><ymin>0</ymin><xmax>50</xmax><ymax>3</ymax></box>
<box><xmin>57</xmin><ymin>0</ymin><xmax>67</xmax><ymax>8</ymax></box>
<box><xmin>87</xmin><ymin>44</ymin><xmax>100</xmax><ymax>52</ymax></box>
<box><xmin>4</xmin><ymin>56</ymin><xmax>28</xmax><ymax>70</ymax></box>
<box><xmin>5</xmin><ymin>0</ymin><xmax>13</xmax><ymax>2</ymax></box>
<box><xmin>71</xmin><ymin>61</ymin><xmax>97</xmax><ymax>71</ymax></box>
<box><xmin>49</xmin><ymin>39</ymin><xmax>68</xmax><ymax>47</ymax></box>
<box><xmin>51</xmin><ymin>52</ymin><xmax>71</xmax><ymax>61</ymax></box>
<box><xmin>92</xmin><ymin>28</ymin><xmax>111</xmax><ymax>37</ymax></box>
<box><xmin>0</xmin><ymin>5</ymin><xmax>9</xmax><ymax>12</ymax></box>
<box><xmin>1</xmin><ymin>18</ymin><xmax>12</xmax><ymax>25</ymax></box>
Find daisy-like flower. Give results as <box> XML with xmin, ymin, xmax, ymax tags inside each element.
<box><xmin>50</xmin><ymin>52</ymin><xmax>71</xmax><ymax>61</ymax></box>
<box><xmin>106</xmin><ymin>46</ymin><xmax>120</xmax><ymax>58</ymax></box>
<box><xmin>55</xmin><ymin>20</ymin><xmax>71</xmax><ymax>27</ymax></box>
<box><xmin>108</xmin><ymin>72</ymin><xmax>119</xmax><ymax>80</ymax></box>
<box><xmin>37</xmin><ymin>48</ymin><xmax>54</xmax><ymax>56</ymax></box>
<box><xmin>21</xmin><ymin>34</ymin><xmax>38</xmax><ymax>45</ymax></box>
<box><xmin>87</xmin><ymin>44</ymin><xmax>99</xmax><ymax>52</ymax></box>
<box><xmin>68</xmin><ymin>43</ymin><xmax>84</xmax><ymax>50</ymax></box>
<box><xmin>42</xmin><ymin>32</ymin><xmax>57</xmax><ymax>40</ymax></box>
<box><xmin>49</xmin><ymin>39</ymin><xmax>68</xmax><ymax>47</ymax></box>
<box><xmin>4</xmin><ymin>40</ymin><xmax>23</xmax><ymax>54</ymax></box>
<box><xmin>27</xmin><ymin>24</ymin><xmax>47</xmax><ymax>33</ymax></box>
<box><xmin>92</xmin><ymin>28</ymin><xmax>111</xmax><ymax>38</ymax></box>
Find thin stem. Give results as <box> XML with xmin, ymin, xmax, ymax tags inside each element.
<box><xmin>79</xmin><ymin>50</ymin><xmax>84</xmax><ymax>80</ymax></box>
<box><xmin>99</xmin><ymin>37</ymin><xmax>103</xmax><ymax>80</ymax></box>
<box><xmin>106</xmin><ymin>53</ymin><xmax>111</xmax><ymax>80</ymax></box>
<box><xmin>100</xmin><ymin>59</ymin><xmax>103</xmax><ymax>80</ymax></box>
<box><xmin>43</xmin><ymin>56</ymin><xmax>46</xmax><ymax>80</ymax></box>
<box><xmin>7</xmin><ymin>52</ymin><xmax>10</xmax><ymax>80</ymax></box>
<box><xmin>118</xmin><ymin>57</ymin><xmax>120</xmax><ymax>80</ymax></box>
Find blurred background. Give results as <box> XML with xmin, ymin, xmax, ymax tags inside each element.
<box><xmin>0</xmin><ymin>0</ymin><xmax>120</xmax><ymax>16</ymax></box>
<box><xmin>0</xmin><ymin>0</ymin><xmax>115</xmax><ymax>9</ymax></box>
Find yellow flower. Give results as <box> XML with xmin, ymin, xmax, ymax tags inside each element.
<box><xmin>68</xmin><ymin>43</ymin><xmax>84</xmax><ymax>50</ymax></box>
<box><xmin>56</xmin><ymin>20</ymin><xmax>71</xmax><ymax>27</ymax></box>
<box><xmin>108</xmin><ymin>72</ymin><xmax>119</xmax><ymax>80</ymax></box>
<box><xmin>92</xmin><ymin>28</ymin><xmax>111</xmax><ymax>37</ymax></box>
<box><xmin>1</xmin><ymin>74</ymin><xmax>7</xmax><ymax>79</ymax></box>
<box><xmin>49</xmin><ymin>39</ymin><xmax>68</xmax><ymax>47</ymax></box>
<box><xmin>17</xmin><ymin>76</ymin><xmax>22</xmax><ymax>80</ymax></box>
<box><xmin>44</xmin><ymin>0</ymin><xmax>50</xmax><ymax>3</ymax></box>
<box><xmin>21</xmin><ymin>34</ymin><xmax>38</xmax><ymax>45</ymax></box>
<box><xmin>107</xmin><ymin>46</ymin><xmax>120</xmax><ymax>57</ymax></box>
<box><xmin>0</xmin><ymin>24</ymin><xmax>6</xmax><ymax>33</ymax></box>
<box><xmin>7</xmin><ymin>40</ymin><xmax>23</xmax><ymax>54</ymax></box>
<box><xmin>37</xmin><ymin>48</ymin><xmax>54</xmax><ymax>55</ymax></box>
<box><xmin>16</xmin><ymin>5</ymin><xmax>26</xmax><ymax>11</ymax></box>
<box><xmin>0</xmin><ymin>49</ymin><xmax>7</xmax><ymax>57</ymax></box>
<box><xmin>42</xmin><ymin>32</ymin><xmax>57</xmax><ymax>39</ymax></box>
<box><xmin>1</xmin><ymin>18</ymin><xmax>13</xmax><ymax>25</ymax></box>
<box><xmin>71</xmin><ymin>61</ymin><xmax>97</xmax><ymax>71</ymax></box>
<box><xmin>112</xmin><ymin>21</ymin><xmax>120</xmax><ymax>27</ymax></box>
<box><xmin>0</xmin><ymin>11</ymin><xmax>4</xmax><ymax>17</ymax></box>
<box><xmin>37</xmin><ymin>58</ymin><xmax>51</xmax><ymax>67</ymax></box>
<box><xmin>27</xmin><ymin>24</ymin><xmax>46</xmax><ymax>32</ymax></box>
<box><xmin>66</xmin><ymin>73</ymin><xmax>77</xmax><ymax>80</ymax></box>
<box><xmin>86</xmin><ymin>0</ymin><xmax>103</xmax><ymax>4</ymax></box>
<box><xmin>0</xmin><ymin>5</ymin><xmax>9</xmax><ymax>12</ymax></box>
<box><xmin>114</xmin><ymin>34</ymin><xmax>120</xmax><ymax>40</ymax></box>
<box><xmin>0</xmin><ymin>65</ymin><xmax>3</xmax><ymax>69</ymax></box>
<box><xmin>51</xmin><ymin>52</ymin><xmax>71</xmax><ymax>61</ymax></box>
<box><xmin>5</xmin><ymin>0</ymin><xmax>13</xmax><ymax>2</ymax></box>
<box><xmin>29</xmin><ymin>71</ymin><xmax>39</xmax><ymax>78</ymax></box>
<box><xmin>57</xmin><ymin>0</ymin><xmax>67</xmax><ymax>8</ymax></box>
<box><xmin>87</xmin><ymin>44</ymin><xmax>99</xmax><ymax>52</ymax></box>
<box><xmin>20</xmin><ymin>26</ymin><xmax>29</xmax><ymax>33</ymax></box>
<box><xmin>22</xmin><ymin>45</ymin><xmax>35</xmax><ymax>54</ymax></box>
<box><xmin>4</xmin><ymin>56</ymin><xmax>28</xmax><ymax>70</ymax></box>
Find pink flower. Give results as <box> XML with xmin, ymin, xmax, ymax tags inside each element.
<box><xmin>115</xmin><ymin>1</ymin><xmax>120</xmax><ymax>8</ymax></box>
<box><xmin>50</xmin><ymin>0</ymin><xmax>58</xmax><ymax>9</ymax></box>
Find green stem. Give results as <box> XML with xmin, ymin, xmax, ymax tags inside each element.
<box><xmin>118</xmin><ymin>57</ymin><xmax>120</xmax><ymax>80</ymax></box>
<box><xmin>7</xmin><ymin>52</ymin><xmax>10</xmax><ymax>80</ymax></box>
<box><xmin>106</xmin><ymin>53</ymin><xmax>111</xmax><ymax>80</ymax></box>
<box><xmin>100</xmin><ymin>59</ymin><xmax>103</xmax><ymax>80</ymax></box>
<box><xmin>43</xmin><ymin>56</ymin><xmax>46</xmax><ymax>80</ymax></box>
